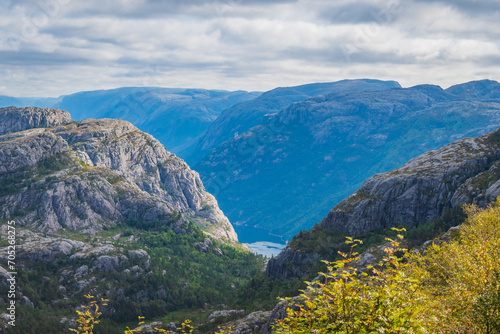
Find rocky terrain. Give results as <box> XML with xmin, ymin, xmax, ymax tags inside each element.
<box><xmin>0</xmin><ymin>107</ymin><xmax>235</xmax><ymax>240</ymax></box>
<box><xmin>0</xmin><ymin>106</ymin><xmax>72</xmax><ymax>135</ymax></box>
<box><xmin>321</xmin><ymin>132</ymin><xmax>500</xmax><ymax>235</ymax></box>
<box><xmin>267</xmin><ymin>128</ymin><xmax>500</xmax><ymax>279</ymax></box>
<box><xmin>195</xmin><ymin>79</ymin><xmax>500</xmax><ymax>241</ymax></box>
<box><xmin>0</xmin><ymin>106</ymin><xmax>268</xmax><ymax>333</ymax></box>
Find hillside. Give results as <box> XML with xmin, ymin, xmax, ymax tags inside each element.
<box><xmin>267</xmin><ymin>127</ymin><xmax>500</xmax><ymax>279</ymax></box>
<box><xmin>184</xmin><ymin>79</ymin><xmax>400</xmax><ymax>163</ymax></box>
<box><xmin>195</xmin><ymin>80</ymin><xmax>500</xmax><ymax>242</ymax></box>
<box><xmin>0</xmin><ymin>107</ymin><xmax>264</xmax><ymax>333</ymax></box>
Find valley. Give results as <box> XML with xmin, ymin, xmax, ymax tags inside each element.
<box><xmin>1</xmin><ymin>79</ymin><xmax>500</xmax><ymax>333</ymax></box>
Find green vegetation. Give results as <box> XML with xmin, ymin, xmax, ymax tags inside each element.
<box><xmin>0</xmin><ymin>223</ymin><xmax>265</xmax><ymax>333</ymax></box>
<box><xmin>110</xmin><ymin>225</ymin><xmax>265</xmax><ymax>322</ymax></box>
<box><xmin>267</xmin><ymin>200</ymin><xmax>500</xmax><ymax>333</ymax></box>
<box><xmin>0</xmin><ymin>152</ymin><xmax>75</xmax><ymax>197</ymax></box>
<box><xmin>486</xmin><ymin>128</ymin><xmax>500</xmax><ymax>146</ymax></box>
<box><xmin>235</xmin><ymin>271</ymin><xmax>306</xmax><ymax>311</ymax></box>
<box><xmin>224</xmin><ymin>206</ymin><xmax>468</xmax><ymax>316</ymax></box>
<box><xmin>70</xmin><ymin>295</ymin><xmax>194</xmax><ymax>334</ymax></box>
<box><xmin>273</xmin><ymin>232</ymin><xmax>432</xmax><ymax>333</ymax></box>
<box><xmin>64</xmin><ymin>200</ymin><xmax>500</xmax><ymax>333</ymax></box>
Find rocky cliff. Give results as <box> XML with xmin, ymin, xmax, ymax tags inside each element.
<box><xmin>0</xmin><ymin>106</ymin><xmax>72</xmax><ymax>135</ymax></box>
<box><xmin>0</xmin><ymin>106</ymin><xmax>266</xmax><ymax>333</ymax></box>
<box><xmin>320</xmin><ymin>130</ymin><xmax>500</xmax><ymax>235</ymax></box>
<box><xmin>267</xmin><ymin>128</ymin><xmax>500</xmax><ymax>279</ymax></box>
<box><xmin>0</xmin><ymin>106</ymin><xmax>236</xmax><ymax>240</ymax></box>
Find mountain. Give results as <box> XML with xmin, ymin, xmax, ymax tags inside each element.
<box><xmin>0</xmin><ymin>95</ymin><xmax>22</xmax><ymax>107</ymax></box>
<box><xmin>266</xmin><ymin>127</ymin><xmax>500</xmax><ymax>279</ymax></box>
<box><xmin>183</xmin><ymin>79</ymin><xmax>401</xmax><ymax>163</ymax></box>
<box><xmin>0</xmin><ymin>106</ymin><xmax>235</xmax><ymax>239</ymax></box>
<box><xmin>0</xmin><ymin>107</ymin><xmax>264</xmax><ymax>332</ymax></box>
<box><xmin>0</xmin><ymin>96</ymin><xmax>62</xmax><ymax>108</ymax></box>
<box><xmin>194</xmin><ymin>80</ymin><xmax>500</xmax><ymax>243</ymax></box>
<box><xmin>55</xmin><ymin>87</ymin><xmax>261</xmax><ymax>155</ymax></box>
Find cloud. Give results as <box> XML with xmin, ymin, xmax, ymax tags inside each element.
<box><xmin>0</xmin><ymin>0</ymin><xmax>499</xmax><ymax>96</ymax></box>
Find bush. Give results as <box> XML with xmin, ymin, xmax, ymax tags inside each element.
<box><xmin>271</xmin><ymin>199</ymin><xmax>500</xmax><ymax>333</ymax></box>
<box><xmin>411</xmin><ymin>199</ymin><xmax>500</xmax><ymax>333</ymax></box>
<box><xmin>272</xmin><ymin>233</ymin><xmax>436</xmax><ymax>333</ymax></box>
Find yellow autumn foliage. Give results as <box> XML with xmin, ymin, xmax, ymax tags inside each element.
<box><xmin>270</xmin><ymin>199</ymin><xmax>500</xmax><ymax>334</ymax></box>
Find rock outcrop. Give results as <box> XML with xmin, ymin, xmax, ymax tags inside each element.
<box><xmin>0</xmin><ymin>106</ymin><xmax>71</xmax><ymax>135</ymax></box>
<box><xmin>0</xmin><ymin>107</ymin><xmax>236</xmax><ymax>240</ymax></box>
<box><xmin>320</xmin><ymin>130</ymin><xmax>500</xmax><ymax>235</ymax></box>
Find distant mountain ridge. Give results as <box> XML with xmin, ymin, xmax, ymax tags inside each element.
<box><xmin>183</xmin><ymin>79</ymin><xmax>401</xmax><ymax>163</ymax></box>
<box><xmin>194</xmin><ymin>79</ymin><xmax>500</xmax><ymax>241</ymax></box>
<box><xmin>55</xmin><ymin>87</ymin><xmax>261</xmax><ymax>154</ymax></box>
<box><xmin>0</xmin><ymin>95</ymin><xmax>62</xmax><ymax>108</ymax></box>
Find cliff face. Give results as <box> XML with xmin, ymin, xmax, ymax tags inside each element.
<box><xmin>267</xmin><ymin>129</ymin><xmax>500</xmax><ymax>279</ymax></box>
<box><xmin>0</xmin><ymin>106</ymin><xmax>236</xmax><ymax>241</ymax></box>
<box><xmin>320</xmin><ymin>131</ymin><xmax>500</xmax><ymax>235</ymax></box>
<box><xmin>0</xmin><ymin>106</ymin><xmax>72</xmax><ymax>135</ymax></box>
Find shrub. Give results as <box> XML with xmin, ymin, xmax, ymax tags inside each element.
<box><xmin>411</xmin><ymin>199</ymin><xmax>500</xmax><ymax>333</ymax></box>
<box><xmin>272</xmin><ymin>233</ymin><xmax>436</xmax><ymax>333</ymax></box>
<box><xmin>271</xmin><ymin>199</ymin><xmax>500</xmax><ymax>334</ymax></box>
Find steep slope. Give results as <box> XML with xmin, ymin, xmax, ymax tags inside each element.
<box><xmin>0</xmin><ymin>107</ymin><xmax>264</xmax><ymax>332</ymax></box>
<box><xmin>56</xmin><ymin>87</ymin><xmax>260</xmax><ymax>155</ymax></box>
<box><xmin>195</xmin><ymin>80</ymin><xmax>500</xmax><ymax>242</ymax></box>
<box><xmin>267</xmin><ymin>128</ymin><xmax>500</xmax><ymax>279</ymax></box>
<box><xmin>0</xmin><ymin>107</ymin><xmax>235</xmax><ymax>240</ymax></box>
<box><xmin>185</xmin><ymin>79</ymin><xmax>401</xmax><ymax>163</ymax></box>
<box><xmin>320</xmin><ymin>132</ymin><xmax>500</xmax><ymax>235</ymax></box>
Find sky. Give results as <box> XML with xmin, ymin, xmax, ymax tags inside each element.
<box><xmin>0</xmin><ymin>0</ymin><xmax>499</xmax><ymax>97</ymax></box>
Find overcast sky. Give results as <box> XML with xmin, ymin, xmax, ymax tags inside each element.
<box><xmin>1</xmin><ymin>0</ymin><xmax>499</xmax><ymax>97</ymax></box>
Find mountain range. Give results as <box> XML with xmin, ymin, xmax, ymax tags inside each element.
<box><xmin>267</xmin><ymin>127</ymin><xmax>500</xmax><ymax>279</ymax></box>
<box><xmin>193</xmin><ymin>79</ymin><xmax>500</xmax><ymax>242</ymax></box>
<box><xmin>1</xmin><ymin>79</ymin><xmax>500</xmax><ymax>332</ymax></box>
<box><xmin>4</xmin><ymin>79</ymin><xmax>500</xmax><ymax>249</ymax></box>
<box><xmin>182</xmin><ymin>79</ymin><xmax>401</xmax><ymax>163</ymax></box>
<box><xmin>0</xmin><ymin>88</ymin><xmax>260</xmax><ymax>155</ymax></box>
